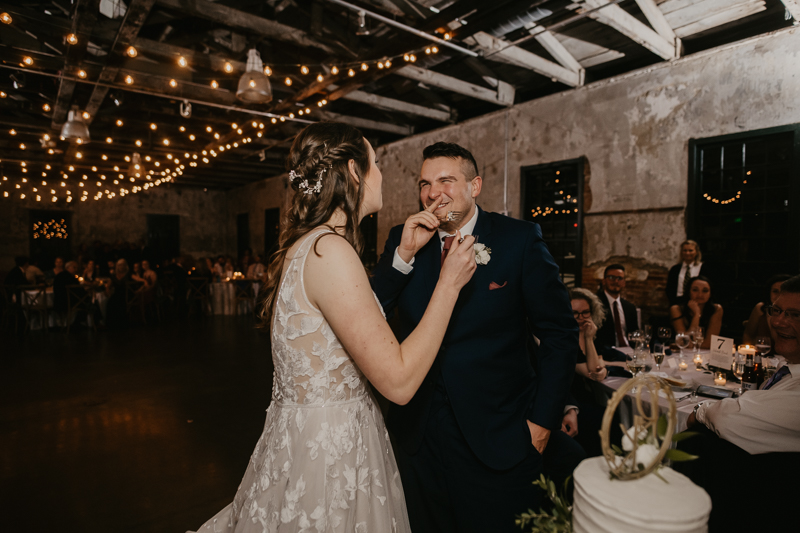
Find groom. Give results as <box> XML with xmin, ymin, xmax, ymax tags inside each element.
<box><xmin>371</xmin><ymin>142</ymin><xmax>579</xmax><ymax>532</ymax></box>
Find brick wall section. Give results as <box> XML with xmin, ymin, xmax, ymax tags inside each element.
<box><xmin>582</xmin><ymin>258</ymin><xmax>671</xmax><ymax>327</ymax></box>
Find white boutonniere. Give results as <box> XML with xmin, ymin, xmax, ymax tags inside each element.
<box><xmin>474</xmin><ymin>243</ymin><xmax>491</xmax><ymax>265</ymax></box>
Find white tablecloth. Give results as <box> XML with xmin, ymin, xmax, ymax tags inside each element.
<box><xmin>209</xmin><ymin>281</ymin><xmax>260</xmax><ymax>316</ymax></box>
<box><xmin>22</xmin><ymin>287</ymin><xmax>108</xmax><ymax>329</ymax></box>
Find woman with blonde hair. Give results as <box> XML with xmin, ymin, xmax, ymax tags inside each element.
<box><xmin>191</xmin><ymin>122</ymin><xmax>476</xmax><ymax>533</ymax></box>
<box><xmin>666</xmin><ymin>239</ymin><xmax>707</xmax><ymax>306</ymax></box>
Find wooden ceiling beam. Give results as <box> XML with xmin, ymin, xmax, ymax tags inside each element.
<box><xmin>781</xmin><ymin>0</ymin><xmax>800</xmax><ymax>21</ymax></box>
<box><xmin>342</xmin><ymin>90</ymin><xmax>452</xmax><ymax>121</ymax></box>
<box><xmin>155</xmin><ymin>0</ymin><xmax>336</xmax><ymax>54</ymax></box>
<box><xmin>394</xmin><ymin>64</ymin><xmax>515</xmax><ymax>106</ymax></box>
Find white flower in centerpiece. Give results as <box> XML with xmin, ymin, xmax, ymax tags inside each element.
<box><xmin>474</xmin><ymin>243</ymin><xmax>491</xmax><ymax>265</ymax></box>
<box><xmin>621</xmin><ymin>426</ymin><xmax>647</xmax><ymax>452</ymax></box>
<box><xmin>632</xmin><ymin>443</ymin><xmax>660</xmax><ymax>469</ymax></box>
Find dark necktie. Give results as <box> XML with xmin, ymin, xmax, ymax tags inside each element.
<box><xmin>763</xmin><ymin>366</ymin><xmax>791</xmax><ymax>390</ymax></box>
<box><xmin>613</xmin><ymin>300</ymin><xmax>626</xmax><ymax>347</ymax></box>
<box><xmin>441</xmin><ymin>235</ymin><xmax>455</xmax><ymax>266</ymax></box>
<box><xmin>682</xmin><ymin>264</ymin><xmax>693</xmax><ymax>297</ymax></box>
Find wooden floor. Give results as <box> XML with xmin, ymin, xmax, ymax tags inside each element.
<box><xmin>0</xmin><ymin>316</ymin><xmax>274</xmax><ymax>533</ymax></box>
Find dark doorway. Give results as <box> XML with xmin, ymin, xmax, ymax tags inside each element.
<box><xmin>360</xmin><ymin>213</ymin><xmax>378</xmax><ymax>271</ymax></box>
<box><xmin>688</xmin><ymin>124</ymin><xmax>800</xmax><ymax>337</ymax></box>
<box><xmin>520</xmin><ymin>158</ymin><xmax>584</xmax><ymax>288</ymax></box>
<box><xmin>264</xmin><ymin>208</ymin><xmax>280</xmax><ymax>260</ymax></box>
<box><xmin>146</xmin><ymin>214</ymin><xmax>180</xmax><ymax>268</ymax></box>
<box><xmin>29</xmin><ymin>210</ymin><xmax>72</xmax><ymax>269</ymax></box>
<box><xmin>237</xmin><ymin>213</ymin><xmax>250</xmax><ymax>260</ymax></box>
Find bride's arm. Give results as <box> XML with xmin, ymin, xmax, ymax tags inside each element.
<box><xmin>305</xmin><ymin>232</ymin><xmax>476</xmax><ymax>405</ymax></box>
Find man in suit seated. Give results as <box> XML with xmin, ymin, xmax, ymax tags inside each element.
<box><xmin>678</xmin><ymin>274</ymin><xmax>800</xmax><ymax>531</ymax></box>
<box><xmin>54</xmin><ymin>261</ymin><xmax>82</xmax><ymax>315</ymax></box>
<box><xmin>595</xmin><ymin>264</ymin><xmax>638</xmax><ymax>350</ymax></box>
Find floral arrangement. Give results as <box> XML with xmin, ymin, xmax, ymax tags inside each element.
<box><xmin>516</xmin><ymin>475</ymin><xmax>573</xmax><ymax>533</ymax></box>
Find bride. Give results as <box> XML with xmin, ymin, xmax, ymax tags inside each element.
<box><xmin>190</xmin><ymin>122</ymin><xmax>476</xmax><ymax>532</ymax></box>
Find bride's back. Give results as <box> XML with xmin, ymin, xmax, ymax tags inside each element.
<box><xmin>271</xmin><ymin>228</ymin><xmax>368</xmax><ymax>406</ymax></box>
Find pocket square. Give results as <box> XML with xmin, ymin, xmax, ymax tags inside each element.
<box><xmin>489</xmin><ymin>281</ymin><xmax>507</xmax><ymax>290</ymax></box>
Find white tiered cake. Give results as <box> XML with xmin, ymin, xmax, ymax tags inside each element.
<box><xmin>573</xmin><ymin>457</ymin><xmax>711</xmax><ymax>533</ymax></box>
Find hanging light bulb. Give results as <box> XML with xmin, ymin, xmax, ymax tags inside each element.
<box><xmin>385</xmin><ymin>59</ymin><xmax>392</xmax><ymax>68</ymax></box>
<box><xmin>284</xmin><ymin>77</ymin><xmax>292</xmax><ymax>86</ymax></box>
<box><xmin>66</xmin><ymin>33</ymin><xmax>78</xmax><ymax>45</ymax></box>
<box><xmin>316</xmin><ymin>73</ymin><xmax>324</xmax><ymax>82</ymax></box>
<box><xmin>126</xmin><ymin>45</ymin><xmax>137</xmax><ymax>57</ymax></box>
<box><xmin>59</xmin><ymin>105</ymin><xmax>91</xmax><ymax>143</ymax></box>
<box><xmin>43</xmin><ymin>103</ymin><xmax>51</xmax><ymax>112</ymax></box>
<box><xmin>224</xmin><ymin>62</ymin><xmax>233</xmax><ymax>73</ymax></box>
<box><xmin>77</xmin><ymin>69</ymin><xmax>87</xmax><ymax>78</ymax></box>
<box><xmin>378</xmin><ymin>61</ymin><xmax>384</xmax><ymax>69</ymax></box>
<box><xmin>178</xmin><ymin>56</ymin><xmax>188</xmax><ymax>67</ymax></box>
<box><xmin>1</xmin><ymin>12</ymin><xmax>12</xmax><ymax>24</ymax></box>
<box><xmin>116</xmin><ymin>119</ymin><xmax>123</xmax><ymax>127</ymax></box>
<box><xmin>106</xmin><ymin>137</ymin><xmax>112</xmax><ymax>143</ymax></box>
<box><xmin>355</xmin><ymin>10</ymin><xmax>370</xmax><ymax>35</ymax></box>
<box><xmin>22</xmin><ymin>56</ymin><xmax>33</xmax><ymax>66</ymax></box>
<box><xmin>361</xmin><ymin>63</ymin><xmax>368</xmax><ymax>71</ymax></box>
<box><xmin>125</xmin><ymin>75</ymin><xmax>134</xmax><ymax>84</ymax></box>
<box><xmin>331</xmin><ymin>66</ymin><xmax>339</xmax><ymax>75</ymax></box>
<box><xmin>169</xmin><ymin>79</ymin><xmax>178</xmax><ymax>88</ymax></box>
<box><xmin>300</xmin><ymin>65</ymin><xmax>309</xmax><ymax>75</ymax></box>
<box><xmin>210</xmin><ymin>80</ymin><xmax>219</xmax><ymax>89</ymax></box>
<box><xmin>150</xmin><ymin>123</ymin><xmax>157</xmax><ymax>130</ymax></box>
<box><xmin>432</xmin><ymin>46</ymin><xmax>439</xmax><ymax>53</ymax></box>
<box><xmin>348</xmin><ymin>69</ymin><xmax>355</xmax><ymax>77</ymax></box>
<box><xmin>237</xmin><ymin>49</ymin><xmax>273</xmax><ymax>104</ymax></box>
<box><xmin>82</xmin><ymin>111</ymin><xmax>90</xmax><ymax>120</ymax></box>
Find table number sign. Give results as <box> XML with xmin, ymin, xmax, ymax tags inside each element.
<box><xmin>708</xmin><ymin>335</ymin><xmax>734</xmax><ymax>370</ymax></box>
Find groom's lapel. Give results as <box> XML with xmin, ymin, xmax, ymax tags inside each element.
<box><xmin>454</xmin><ymin>207</ymin><xmax>493</xmax><ymax>306</ymax></box>
<box><xmin>417</xmin><ymin>235</ymin><xmax>441</xmax><ymax>305</ymax></box>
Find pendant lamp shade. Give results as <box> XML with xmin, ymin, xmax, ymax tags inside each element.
<box><xmin>60</xmin><ymin>105</ymin><xmax>90</xmax><ymax>143</ymax></box>
<box><xmin>237</xmin><ymin>49</ymin><xmax>272</xmax><ymax>104</ymax></box>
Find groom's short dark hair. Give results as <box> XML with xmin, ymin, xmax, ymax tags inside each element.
<box><xmin>422</xmin><ymin>142</ymin><xmax>479</xmax><ymax>180</ymax></box>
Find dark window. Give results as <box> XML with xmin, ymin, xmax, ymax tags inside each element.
<box><xmin>688</xmin><ymin>124</ymin><xmax>800</xmax><ymax>336</ymax></box>
<box><xmin>29</xmin><ymin>210</ymin><xmax>72</xmax><ymax>268</ymax></box>
<box><xmin>264</xmin><ymin>208</ymin><xmax>280</xmax><ymax>260</ymax></box>
<box><xmin>520</xmin><ymin>158</ymin><xmax>584</xmax><ymax>287</ymax></box>
<box><xmin>237</xmin><ymin>213</ymin><xmax>250</xmax><ymax>259</ymax></box>
<box><xmin>360</xmin><ymin>213</ymin><xmax>378</xmax><ymax>271</ymax></box>
<box><xmin>146</xmin><ymin>214</ymin><xmax>180</xmax><ymax>268</ymax></box>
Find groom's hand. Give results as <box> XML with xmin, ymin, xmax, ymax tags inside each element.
<box><xmin>561</xmin><ymin>408</ymin><xmax>578</xmax><ymax>437</ymax></box>
<box><xmin>527</xmin><ymin>420</ymin><xmax>551</xmax><ymax>454</ymax></box>
<box><xmin>397</xmin><ymin>197</ymin><xmax>440</xmax><ymax>263</ymax></box>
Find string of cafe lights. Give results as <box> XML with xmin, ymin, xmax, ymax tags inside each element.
<box><xmin>702</xmin><ymin>169</ymin><xmax>753</xmax><ymax>205</ymax></box>
<box><xmin>530</xmin><ymin>171</ymin><xmax>579</xmax><ymax>218</ymax></box>
<box><xmin>0</xmin><ymin>9</ymin><xmax>455</xmax><ymax>203</ymax></box>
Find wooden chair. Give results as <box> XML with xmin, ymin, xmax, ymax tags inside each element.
<box><xmin>65</xmin><ymin>285</ymin><xmax>97</xmax><ymax>334</ymax></box>
<box><xmin>187</xmin><ymin>277</ymin><xmax>210</xmax><ymax>317</ymax></box>
<box><xmin>20</xmin><ymin>284</ymin><xmax>49</xmax><ymax>333</ymax></box>
<box><xmin>233</xmin><ymin>280</ymin><xmax>255</xmax><ymax>316</ymax></box>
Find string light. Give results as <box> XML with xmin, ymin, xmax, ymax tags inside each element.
<box><xmin>316</xmin><ymin>74</ymin><xmax>324</xmax><ymax>82</ymax></box>
<box><xmin>43</xmin><ymin>103</ymin><xmax>51</xmax><ymax>112</ymax></box>
<box><xmin>348</xmin><ymin>69</ymin><xmax>356</xmax><ymax>77</ymax></box>
<box><xmin>331</xmin><ymin>66</ymin><xmax>339</xmax><ymax>75</ymax></box>
<box><xmin>189</xmin><ymin>134</ymin><xmax>195</xmax><ymax>140</ymax></box>
<box><xmin>284</xmin><ymin>77</ymin><xmax>292</xmax><ymax>86</ymax></box>
<box><xmin>224</xmin><ymin>62</ymin><xmax>233</xmax><ymax>73</ymax></box>
<box><xmin>300</xmin><ymin>65</ymin><xmax>309</xmax><ymax>75</ymax></box>
<box><xmin>135</xmin><ymin>140</ymin><xmax>142</xmax><ymax>147</ymax></box>
<box><xmin>264</xmin><ymin>66</ymin><xmax>272</xmax><ymax>76</ymax></box>
<box><xmin>126</xmin><ymin>45</ymin><xmax>137</xmax><ymax>57</ymax></box>
<box><xmin>9</xmin><ymin>129</ymin><xmax>16</xmax><ymax>135</ymax></box>
<box><xmin>116</xmin><ymin>119</ymin><xmax>123</xmax><ymax>126</ymax></box>
<box><xmin>43</xmin><ymin>134</ymin><xmax>50</xmax><ymax>141</ymax></box>
<box><xmin>82</xmin><ymin>111</ymin><xmax>90</xmax><ymax>119</ymax></box>
<box><xmin>1</xmin><ymin>12</ymin><xmax>12</xmax><ymax>24</ymax></box>
<box><xmin>66</xmin><ymin>33</ymin><xmax>78</xmax><ymax>45</ymax></box>
<box><xmin>150</xmin><ymin>123</ymin><xmax>157</xmax><ymax>130</ymax></box>
<box><xmin>125</xmin><ymin>75</ymin><xmax>134</xmax><ymax>85</ymax></box>
<box><xmin>361</xmin><ymin>63</ymin><xmax>368</xmax><ymax>71</ymax></box>
<box><xmin>22</xmin><ymin>56</ymin><xmax>33</xmax><ymax>66</ymax></box>
<box><xmin>178</xmin><ymin>56</ymin><xmax>188</xmax><ymax>67</ymax></box>
<box><xmin>169</xmin><ymin>79</ymin><xmax>178</xmax><ymax>88</ymax></box>
<box><xmin>206</xmin><ymin>126</ymin><xmax>213</xmax><ymax>132</ymax></box>
<box><xmin>210</xmin><ymin>80</ymin><xmax>219</xmax><ymax>89</ymax></box>
<box><xmin>385</xmin><ymin>59</ymin><xmax>392</xmax><ymax>67</ymax></box>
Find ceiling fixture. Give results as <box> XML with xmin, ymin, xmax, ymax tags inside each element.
<box><xmin>237</xmin><ymin>49</ymin><xmax>272</xmax><ymax>104</ymax></box>
<box><xmin>60</xmin><ymin>106</ymin><xmax>91</xmax><ymax>143</ymax></box>
<box><xmin>179</xmin><ymin>100</ymin><xmax>192</xmax><ymax>118</ymax></box>
<box><xmin>355</xmin><ymin>10</ymin><xmax>370</xmax><ymax>36</ymax></box>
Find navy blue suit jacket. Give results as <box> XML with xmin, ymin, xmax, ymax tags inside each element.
<box><xmin>371</xmin><ymin>207</ymin><xmax>578</xmax><ymax>470</ymax></box>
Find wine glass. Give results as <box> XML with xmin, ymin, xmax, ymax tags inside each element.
<box><xmin>627</xmin><ymin>330</ymin><xmax>643</xmax><ymax>351</ymax></box>
<box><xmin>675</xmin><ymin>332</ymin><xmax>691</xmax><ymax>356</ymax></box>
<box><xmin>732</xmin><ymin>351</ymin><xmax>746</xmax><ymax>396</ymax></box>
<box><xmin>755</xmin><ymin>337</ymin><xmax>772</xmax><ymax>358</ymax></box>
<box><xmin>627</xmin><ymin>351</ymin><xmax>645</xmax><ymax>392</ymax></box>
<box><xmin>763</xmin><ymin>356</ymin><xmax>778</xmax><ymax>381</ymax></box>
<box><xmin>653</xmin><ymin>344</ymin><xmax>665</xmax><ymax>372</ymax></box>
<box><xmin>657</xmin><ymin>326</ymin><xmax>672</xmax><ymax>344</ymax></box>
<box><xmin>689</xmin><ymin>328</ymin><xmax>704</xmax><ymax>354</ymax></box>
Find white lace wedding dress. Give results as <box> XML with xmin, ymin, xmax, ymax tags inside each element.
<box><xmin>192</xmin><ymin>229</ymin><xmax>411</xmax><ymax>533</ymax></box>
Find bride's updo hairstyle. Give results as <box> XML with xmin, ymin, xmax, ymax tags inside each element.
<box><xmin>258</xmin><ymin>121</ymin><xmax>370</xmax><ymax>328</ymax></box>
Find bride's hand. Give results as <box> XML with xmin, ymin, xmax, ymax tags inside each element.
<box><xmin>440</xmin><ymin>231</ymin><xmax>477</xmax><ymax>291</ymax></box>
<box><xmin>397</xmin><ymin>197</ymin><xmax>440</xmax><ymax>263</ymax></box>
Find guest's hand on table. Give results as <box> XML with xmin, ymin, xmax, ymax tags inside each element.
<box><xmin>527</xmin><ymin>421</ymin><xmax>551</xmax><ymax>454</ymax></box>
<box><xmin>589</xmin><ymin>365</ymin><xmax>608</xmax><ymax>381</ymax></box>
<box><xmin>561</xmin><ymin>408</ymin><xmax>578</xmax><ymax>437</ymax></box>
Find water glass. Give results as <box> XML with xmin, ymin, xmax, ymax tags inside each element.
<box><xmin>732</xmin><ymin>351</ymin><xmax>746</xmax><ymax>396</ymax></box>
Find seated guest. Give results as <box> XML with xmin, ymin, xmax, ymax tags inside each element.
<box><xmin>246</xmin><ymin>254</ymin><xmax>265</xmax><ymax>280</ymax></box>
<box><xmin>132</xmin><ymin>262</ymin><xmax>142</xmax><ymax>279</ymax></box>
<box><xmin>595</xmin><ymin>264</ymin><xmax>639</xmax><ymax>349</ymax></box>
<box><xmin>132</xmin><ymin>259</ymin><xmax>157</xmax><ymax>299</ymax></box>
<box><xmin>213</xmin><ymin>256</ymin><xmax>225</xmax><ymax>278</ymax></box>
<box><xmin>45</xmin><ymin>257</ymin><xmax>64</xmax><ymax>285</ymax></box>
<box><xmin>54</xmin><ymin>261</ymin><xmax>82</xmax><ymax>314</ymax></box>
<box><xmin>687</xmin><ymin>274</ymin><xmax>800</xmax><ymax>451</ymax></box>
<box><xmin>665</xmin><ymin>240</ymin><xmax>706</xmax><ymax>306</ymax></box>
<box><xmin>82</xmin><ymin>259</ymin><xmax>97</xmax><ymax>282</ymax></box>
<box><xmin>104</xmin><ymin>259</ymin><xmax>130</xmax><ymax>328</ymax></box>
<box><xmin>224</xmin><ymin>258</ymin><xmax>235</xmax><ymax>278</ymax></box>
<box><xmin>5</xmin><ymin>256</ymin><xmax>29</xmax><ymax>287</ymax></box>
<box><xmin>25</xmin><ymin>261</ymin><xmax>45</xmax><ymax>284</ymax></box>
<box><xmin>743</xmin><ymin>274</ymin><xmax>792</xmax><ymax>345</ymax></box>
<box><xmin>669</xmin><ymin>276</ymin><xmax>722</xmax><ymax>349</ymax></box>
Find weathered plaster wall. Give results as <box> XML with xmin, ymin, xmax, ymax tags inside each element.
<box><xmin>0</xmin><ymin>186</ymin><xmax>229</xmax><ymax>270</ymax></box>
<box><xmin>374</xmin><ymin>27</ymin><xmax>800</xmax><ymax>274</ymax></box>
<box><xmin>224</xmin><ymin>173</ymin><xmax>289</xmax><ymax>256</ymax></box>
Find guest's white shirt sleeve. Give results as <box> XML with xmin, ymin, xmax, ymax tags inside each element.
<box><xmin>696</xmin><ymin>364</ymin><xmax>800</xmax><ymax>454</ymax></box>
<box><xmin>392</xmin><ymin>249</ymin><xmax>414</xmax><ymax>274</ymax></box>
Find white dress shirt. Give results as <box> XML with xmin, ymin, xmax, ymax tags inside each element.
<box><xmin>392</xmin><ymin>207</ymin><xmax>479</xmax><ymax>273</ymax></box>
<box><xmin>697</xmin><ymin>363</ymin><xmax>800</xmax><ymax>454</ymax></box>
<box><xmin>676</xmin><ymin>261</ymin><xmax>703</xmax><ymax>298</ymax></box>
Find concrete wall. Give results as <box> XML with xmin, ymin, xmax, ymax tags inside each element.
<box><xmin>0</xmin><ymin>186</ymin><xmax>229</xmax><ymax>270</ymax></box>
<box><xmin>223</xmin><ymin>174</ymin><xmax>289</xmax><ymax>257</ymax></box>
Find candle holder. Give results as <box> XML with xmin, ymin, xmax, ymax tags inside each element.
<box><xmin>714</xmin><ymin>371</ymin><xmax>727</xmax><ymax>386</ymax></box>
<box><xmin>678</xmin><ymin>357</ymin><xmax>688</xmax><ymax>371</ymax></box>
<box><xmin>694</xmin><ymin>354</ymin><xmax>703</xmax><ymax>371</ymax></box>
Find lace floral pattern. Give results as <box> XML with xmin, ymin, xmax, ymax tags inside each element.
<box><xmin>192</xmin><ymin>229</ymin><xmax>409</xmax><ymax>533</ymax></box>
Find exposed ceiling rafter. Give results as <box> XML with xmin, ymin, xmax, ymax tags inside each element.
<box><xmin>395</xmin><ymin>64</ymin><xmax>515</xmax><ymax>106</ymax></box>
